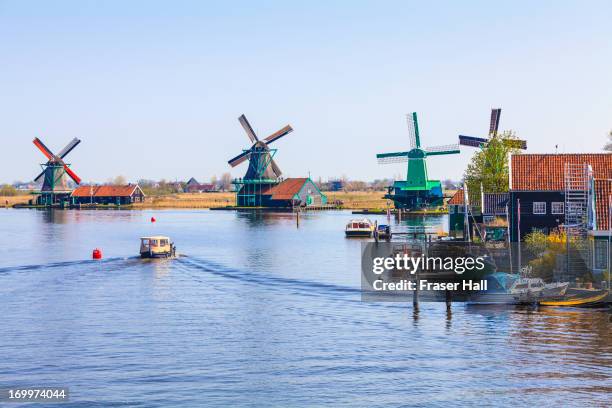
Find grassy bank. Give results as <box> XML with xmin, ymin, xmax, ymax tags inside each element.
<box><xmin>132</xmin><ymin>192</ymin><xmax>235</xmax><ymax>208</ymax></box>
<box><xmin>1</xmin><ymin>195</ymin><xmax>33</xmax><ymax>206</ymax></box>
<box><xmin>5</xmin><ymin>191</ymin><xmax>421</xmax><ymax>210</ymax></box>
<box><xmin>325</xmin><ymin>191</ymin><xmax>388</xmax><ymax>210</ymax></box>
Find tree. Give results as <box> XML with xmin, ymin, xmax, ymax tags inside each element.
<box><xmin>463</xmin><ymin>130</ymin><xmax>522</xmax><ymax>195</ymax></box>
<box><xmin>113</xmin><ymin>175</ymin><xmax>127</xmax><ymax>185</ymax></box>
<box><xmin>210</xmin><ymin>175</ymin><xmax>218</xmax><ymax>187</ymax></box>
<box><xmin>443</xmin><ymin>179</ymin><xmax>457</xmax><ymax>190</ymax></box>
<box><xmin>219</xmin><ymin>172</ymin><xmax>232</xmax><ymax>191</ymax></box>
<box><xmin>603</xmin><ymin>129</ymin><xmax>612</xmax><ymax>151</ymax></box>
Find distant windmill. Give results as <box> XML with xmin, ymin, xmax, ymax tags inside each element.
<box><xmin>228</xmin><ymin>114</ymin><xmax>293</xmax><ymax>180</ymax></box>
<box><xmin>228</xmin><ymin>114</ymin><xmax>294</xmax><ymax>207</ymax></box>
<box><xmin>33</xmin><ymin>137</ymin><xmax>82</xmax><ymax>205</ymax></box>
<box><xmin>458</xmin><ymin>108</ymin><xmax>527</xmax><ymax>150</ymax></box>
<box><xmin>377</xmin><ymin>112</ymin><xmax>460</xmax><ymax>209</ymax></box>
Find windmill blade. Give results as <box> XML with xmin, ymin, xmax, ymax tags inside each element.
<box><xmin>228</xmin><ymin>150</ymin><xmax>251</xmax><ymax>167</ymax></box>
<box><xmin>63</xmin><ymin>164</ymin><xmax>81</xmax><ymax>184</ymax></box>
<box><xmin>57</xmin><ymin>137</ymin><xmax>81</xmax><ymax>159</ymax></box>
<box><xmin>238</xmin><ymin>114</ymin><xmax>258</xmax><ymax>143</ymax></box>
<box><xmin>459</xmin><ymin>135</ymin><xmax>489</xmax><ymax>148</ymax></box>
<box><xmin>33</xmin><ymin>137</ymin><xmax>55</xmax><ymax>160</ymax></box>
<box><xmin>424</xmin><ymin>144</ymin><xmax>461</xmax><ymax>156</ymax></box>
<box><xmin>489</xmin><ymin>108</ymin><xmax>502</xmax><ymax>136</ymax></box>
<box><xmin>270</xmin><ymin>158</ymin><xmax>282</xmax><ymax>176</ymax></box>
<box><xmin>34</xmin><ymin>169</ymin><xmax>46</xmax><ymax>182</ymax></box>
<box><xmin>263</xmin><ymin>125</ymin><xmax>293</xmax><ymax>145</ymax></box>
<box><xmin>406</xmin><ymin>112</ymin><xmax>421</xmax><ymax>149</ymax></box>
<box><xmin>377</xmin><ymin>151</ymin><xmax>410</xmax><ymax>164</ymax></box>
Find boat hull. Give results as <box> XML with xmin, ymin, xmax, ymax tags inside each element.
<box><xmin>140</xmin><ymin>251</ymin><xmax>174</xmax><ymax>258</ymax></box>
<box><xmin>345</xmin><ymin>230</ymin><xmax>372</xmax><ymax>237</ymax></box>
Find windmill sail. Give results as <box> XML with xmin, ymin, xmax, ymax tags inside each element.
<box><xmin>377</xmin><ymin>151</ymin><xmax>410</xmax><ymax>164</ymax></box>
<box><xmin>406</xmin><ymin>112</ymin><xmax>420</xmax><ymax>149</ymax></box>
<box><xmin>238</xmin><ymin>114</ymin><xmax>258</xmax><ymax>143</ymax></box>
<box><xmin>489</xmin><ymin>108</ymin><xmax>502</xmax><ymax>136</ymax></box>
<box><xmin>424</xmin><ymin>144</ymin><xmax>461</xmax><ymax>156</ymax></box>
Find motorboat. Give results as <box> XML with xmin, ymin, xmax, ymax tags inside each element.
<box><xmin>375</xmin><ymin>224</ymin><xmax>392</xmax><ymax>240</ymax></box>
<box><xmin>140</xmin><ymin>235</ymin><xmax>177</xmax><ymax>258</ymax></box>
<box><xmin>345</xmin><ymin>218</ymin><xmax>375</xmax><ymax>237</ymax></box>
<box><xmin>467</xmin><ymin>273</ymin><xmax>568</xmax><ymax>305</ymax></box>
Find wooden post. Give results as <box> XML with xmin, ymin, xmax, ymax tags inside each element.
<box><xmin>413</xmin><ymin>245</ymin><xmax>419</xmax><ymax>310</ymax></box>
<box><xmin>445</xmin><ymin>289</ymin><xmax>452</xmax><ymax>310</ymax></box>
<box><xmin>413</xmin><ymin>271</ymin><xmax>419</xmax><ymax>310</ymax></box>
<box><xmin>296</xmin><ymin>208</ymin><xmax>300</xmax><ymax>228</ymax></box>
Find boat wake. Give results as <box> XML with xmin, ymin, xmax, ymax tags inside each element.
<box><xmin>177</xmin><ymin>256</ymin><xmax>362</xmax><ymax>300</ymax></box>
<box><xmin>0</xmin><ymin>256</ymin><xmax>138</xmax><ymax>274</ymax></box>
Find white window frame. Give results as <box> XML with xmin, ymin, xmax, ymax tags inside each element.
<box><xmin>533</xmin><ymin>202</ymin><xmax>546</xmax><ymax>215</ymax></box>
<box><xmin>551</xmin><ymin>202</ymin><xmax>564</xmax><ymax>215</ymax></box>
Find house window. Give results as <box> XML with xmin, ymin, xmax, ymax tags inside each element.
<box><xmin>533</xmin><ymin>202</ymin><xmax>546</xmax><ymax>215</ymax></box>
<box><xmin>483</xmin><ymin>215</ymin><xmax>495</xmax><ymax>224</ymax></box>
<box><xmin>594</xmin><ymin>240</ymin><xmax>608</xmax><ymax>270</ymax></box>
<box><xmin>551</xmin><ymin>202</ymin><xmax>564</xmax><ymax>214</ymax></box>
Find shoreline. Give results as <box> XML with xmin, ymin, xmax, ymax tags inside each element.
<box><xmin>3</xmin><ymin>191</ymin><xmax>450</xmax><ymax>212</ymax></box>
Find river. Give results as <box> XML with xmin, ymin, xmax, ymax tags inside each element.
<box><xmin>0</xmin><ymin>209</ymin><xmax>609</xmax><ymax>407</ymax></box>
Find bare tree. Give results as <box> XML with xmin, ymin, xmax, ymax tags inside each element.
<box><xmin>220</xmin><ymin>172</ymin><xmax>232</xmax><ymax>191</ymax></box>
<box><xmin>109</xmin><ymin>175</ymin><xmax>127</xmax><ymax>185</ymax></box>
<box><xmin>604</xmin><ymin>130</ymin><xmax>612</xmax><ymax>151</ymax></box>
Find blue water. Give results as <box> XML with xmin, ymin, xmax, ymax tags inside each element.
<box><xmin>0</xmin><ymin>209</ymin><xmax>610</xmax><ymax>407</ymax></box>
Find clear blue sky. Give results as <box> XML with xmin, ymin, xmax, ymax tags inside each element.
<box><xmin>1</xmin><ymin>0</ymin><xmax>611</xmax><ymax>184</ymax></box>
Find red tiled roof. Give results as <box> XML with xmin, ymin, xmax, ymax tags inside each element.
<box><xmin>71</xmin><ymin>184</ymin><xmax>142</xmax><ymax>197</ymax></box>
<box><xmin>448</xmin><ymin>189</ymin><xmax>464</xmax><ymax>205</ymax></box>
<box><xmin>511</xmin><ymin>154</ymin><xmax>612</xmax><ymax>191</ymax></box>
<box><xmin>594</xmin><ymin>179</ymin><xmax>612</xmax><ymax>231</ymax></box>
<box><xmin>266</xmin><ymin>178</ymin><xmax>309</xmax><ymax>200</ymax></box>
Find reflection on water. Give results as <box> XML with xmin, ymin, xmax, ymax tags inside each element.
<box><xmin>0</xmin><ymin>209</ymin><xmax>609</xmax><ymax>407</ymax></box>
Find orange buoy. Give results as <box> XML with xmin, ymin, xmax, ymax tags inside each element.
<box><xmin>151</xmin><ymin>217</ymin><xmax>156</xmax><ymax>223</ymax></box>
<box><xmin>92</xmin><ymin>248</ymin><xmax>102</xmax><ymax>260</ymax></box>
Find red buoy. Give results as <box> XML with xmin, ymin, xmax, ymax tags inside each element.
<box><xmin>92</xmin><ymin>248</ymin><xmax>102</xmax><ymax>260</ymax></box>
<box><xmin>151</xmin><ymin>217</ymin><xmax>156</xmax><ymax>223</ymax></box>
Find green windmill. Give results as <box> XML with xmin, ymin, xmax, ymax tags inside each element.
<box><xmin>377</xmin><ymin>112</ymin><xmax>460</xmax><ymax>210</ymax></box>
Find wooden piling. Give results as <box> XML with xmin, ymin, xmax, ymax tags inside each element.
<box><xmin>413</xmin><ymin>269</ymin><xmax>419</xmax><ymax>309</ymax></box>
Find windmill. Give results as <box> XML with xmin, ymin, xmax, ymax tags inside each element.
<box><xmin>377</xmin><ymin>112</ymin><xmax>460</xmax><ymax>209</ymax></box>
<box><xmin>458</xmin><ymin>108</ymin><xmax>527</xmax><ymax>150</ymax></box>
<box><xmin>228</xmin><ymin>114</ymin><xmax>293</xmax><ymax>206</ymax></box>
<box><xmin>32</xmin><ymin>137</ymin><xmax>82</xmax><ymax>205</ymax></box>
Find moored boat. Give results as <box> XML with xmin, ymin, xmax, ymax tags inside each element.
<box><xmin>468</xmin><ymin>273</ymin><xmax>569</xmax><ymax>305</ymax></box>
<box><xmin>375</xmin><ymin>224</ymin><xmax>392</xmax><ymax>240</ymax></box>
<box><xmin>345</xmin><ymin>218</ymin><xmax>375</xmax><ymax>237</ymax></box>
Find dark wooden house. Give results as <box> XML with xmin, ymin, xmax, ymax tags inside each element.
<box><xmin>71</xmin><ymin>184</ymin><xmax>146</xmax><ymax>205</ymax></box>
<box><xmin>509</xmin><ymin>153</ymin><xmax>612</xmax><ymax>241</ymax></box>
<box><xmin>185</xmin><ymin>177</ymin><xmax>216</xmax><ymax>193</ymax></box>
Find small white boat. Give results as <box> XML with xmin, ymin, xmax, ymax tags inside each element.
<box><xmin>345</xmin><ymin>218</ymin><xmax>375</xmax><ymax>237</ymax></box>
<box><xmin>510</xmin><ymin>278</ymin><xmax>569</xmax><ymax>303</ymax></box>
<box><xmin>468</xmin><ymin>273</ymin><xmax>569</xmax><ymax>305</ymax></box>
